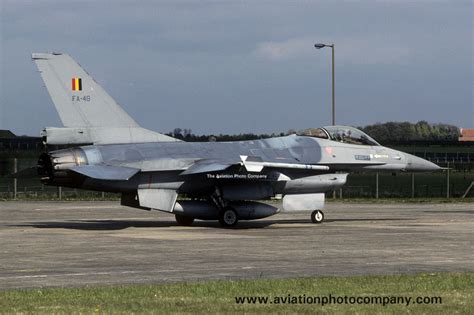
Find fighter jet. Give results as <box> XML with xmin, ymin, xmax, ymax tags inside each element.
<box><xmin>29</xmin><ymin>53</ymin><xmax>440</xmax><ymax>227</ymax></box>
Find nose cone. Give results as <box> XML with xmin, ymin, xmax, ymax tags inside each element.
<box><xmin>405</xmin><ymin>154</ymin><xmax>441</xmax><ymax>172</ymax></box>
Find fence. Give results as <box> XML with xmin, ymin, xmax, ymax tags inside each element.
<box><xmin>342</xmin><ymin>169</ymin><xmax>473</xmax><ymax>198</ymax></box>
<box><xmin>1</xmin><ymin>158</ymin><xmax>473</xmax><ymax>200</ymax></box>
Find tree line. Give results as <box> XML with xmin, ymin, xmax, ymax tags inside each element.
<box><xmin>360</xmin><ymin>121</ymin><xmax>459</xmax><ymax>143</ymax></box>
<box><xmin>167</xmin><ymin>121</ymin><xmax>460</xmax><ymax>144</ymax></box>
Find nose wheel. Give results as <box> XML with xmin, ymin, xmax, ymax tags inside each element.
<box><xmin>311</xmin><ymin>210</ymin><xmax>324</xmax><ymax>224</ymax></box>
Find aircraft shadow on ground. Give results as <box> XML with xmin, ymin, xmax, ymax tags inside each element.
<box><xmin>12</xmin><ymin>217</ymin><xmax>412</xmax><ymax>231</ymax></box>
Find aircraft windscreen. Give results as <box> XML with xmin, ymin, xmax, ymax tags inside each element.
<box><xmin>323</xmin><ymin>126</ymin><xmax>379</xmax><ymax>146</ymax></box>
<box><xmin>297</xmin><ymin>128</ymin><xmax>329</xmax><ymax>139</ymax></box>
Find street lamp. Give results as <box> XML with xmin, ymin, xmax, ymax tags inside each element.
<box><xmin>314</xmin><ymin>43</ymin><xmax>335</xmax><ymax>126</ymax></box>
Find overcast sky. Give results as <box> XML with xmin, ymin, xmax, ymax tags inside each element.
<box><xmin>0</xmin><ymin>0</ymin><xmax>472</xmax><ymax>136</ymax></box>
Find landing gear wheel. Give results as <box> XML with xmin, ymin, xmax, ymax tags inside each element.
<box><xmin>175</xmin><ymin>214</ymin><xmax>194</xmax><ymax>226</ymax></box>
<box><xmin>311</xmin><ymin>210</ymin><xmax>324</xmax><ymax>224</ymax></box>
<box><xmin>219</xmin><ymin>208</ymin><xmax>238</xmax><ymax>227</ymax></box>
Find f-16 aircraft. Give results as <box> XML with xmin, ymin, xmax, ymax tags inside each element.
<box><xmin>28</xmin><ymin>53</ymin><xmax>440</xmax><ymax>227</ymax></box>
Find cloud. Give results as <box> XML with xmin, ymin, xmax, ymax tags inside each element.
<box><xmin>255</xmin><ymin>38</ymin><xmax>313</xmax><ymax>61</ymax></box>
<box><xmin>255</xmin><ymin>36</ymin><xmax>413</xmax><ymax>65</ymax></box>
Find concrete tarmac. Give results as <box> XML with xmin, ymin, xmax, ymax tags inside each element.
<box><xmin>0</xmin><ymin>201</ymin><xmax>472</xmax><ymax>289</ymax></box>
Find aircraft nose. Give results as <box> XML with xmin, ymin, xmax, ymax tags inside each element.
<box><xmin>405</xmin><ymin>153</ymin><xmax>441</xmax><ymax>172</ymax></box>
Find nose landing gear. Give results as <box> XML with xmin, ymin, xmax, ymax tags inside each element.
<box><xmin>311</xmin><ymin>210</ymin><xmax>324</xmax><ymax>224</ymax></box>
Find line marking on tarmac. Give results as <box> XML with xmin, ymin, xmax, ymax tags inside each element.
<box><xmin>0</xmin><ymin>266</ymin><xmax>273</xmax><ymax>280</ymax></box>
<box><xmin>2</xmin><ymin>258</ymin><xmax>466</xmax><ymax>281</ymax></box>
<box><xmin>34</xmin><ymin>206</ymin><xmax>124</xmax><ymax>211</ymax></box>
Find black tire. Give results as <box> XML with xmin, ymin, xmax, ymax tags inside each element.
<box><xmin>175</xmin><ymin>214</ymin><xmax>195</xmax><ymax>226</ymax></box>
<box><xmin>219</xmin><ymin>208</ymin><xmax>238</xmax><ymax>227</ymax></box>
<box><xmin>311</xmin><ymin>210</ymin><xmax>324</xmax><ymax>224</ymax></box>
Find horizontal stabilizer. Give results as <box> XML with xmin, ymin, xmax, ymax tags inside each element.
<box><xmin>43</xmin><ymin>126</ymin><xmax>179</xmax><ymax>145</ymax></box>
<box><xmin>69</xmin><ymin>165</ymin><xmax>140</xmax><ymax>180</ymax></box>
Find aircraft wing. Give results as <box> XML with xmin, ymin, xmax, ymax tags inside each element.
<box><xmin>180</xmin><ymin>160</ymin><xmax>233</xmax><ymax>175</ymax></box>
<box><xmin>179</xmin><ymin>156</ymin><xmax>329</xmax><ymax>176</ymax></box>
<box><xmin>69</xmin><ymin>165</ymin><xmax>140</xmax><ymax>180</ymax></box>
<box><xmin>239</xmin><ymin>155</ymin><xmax>329</xmax><ymax>172</ymax></box>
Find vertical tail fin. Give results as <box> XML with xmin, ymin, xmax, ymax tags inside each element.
<box><xmin>32</xmin><ymin>52</ymin><xmax>179</xmax><ymax>144</ymax></box>
<box><xmin>32</xmin><ymin>52</ymin><xmax>138</xmax><ymax>128</ymax></box>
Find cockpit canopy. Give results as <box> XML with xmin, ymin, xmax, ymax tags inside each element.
<box><xmin>298</xmin><ymin>125</ymin><xmax>380</xmax><ymax>146</ymax></box>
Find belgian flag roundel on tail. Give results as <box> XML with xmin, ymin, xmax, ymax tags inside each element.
<box><xmin>71</xmin><ymin>77</ymin><xmax>82</xmax><ymax>91</ymax></box>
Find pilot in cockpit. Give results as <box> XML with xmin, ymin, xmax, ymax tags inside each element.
<box><xmin>298</xmin><ymin>126</ymin><xmax>380</xmax><ymax>146</ymax></box>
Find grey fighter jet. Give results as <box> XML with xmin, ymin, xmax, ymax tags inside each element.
<box><xmin>30</xmin><ymin>53</ymin><xmax>440</xmax><ymax>227</ymax></box>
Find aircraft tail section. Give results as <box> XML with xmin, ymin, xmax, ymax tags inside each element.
<box><xmin>32</xmin><ymin>53</ymin><xmax>138</xmax><ymax>128</ymax></box>
<box><xmin>32</xmin><ymin>52</ymin><xmax>178</xmax><ymax>143</ymax></box>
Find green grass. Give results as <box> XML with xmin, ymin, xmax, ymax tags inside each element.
<box><xmin>327</xmin><ymin>197</ymin><xmax>474</xmax><ymax>204</ymax></box>
<box><xmin>0</xmin><ymin>273</ymin><xmax>472</xmax><ymax>314</ymax></box>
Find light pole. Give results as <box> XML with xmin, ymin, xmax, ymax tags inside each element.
<box><xmin>315</xmin><ymin>43</ymin><xmax>337</xmax><ymax>200</ymax></box>
<box><xmin>314</xmin><ymin>43</ymin><xmax>335</xmax><ymax>126</ymax></box>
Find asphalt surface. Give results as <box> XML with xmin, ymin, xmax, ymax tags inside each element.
<box><xmin>0</xmin><ymin>201</ymin><xmax>472</xmax><ymax>289</ymax></box>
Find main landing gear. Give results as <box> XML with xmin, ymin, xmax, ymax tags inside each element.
<box><xmin>218</xmin><ymin>207</ymin><xmax>238</xmax><ymax>227</ymax></box>
<box><xmin>311</xmin><ymin>210</ymin><xmax>324</xmax><ymax>224</ymax></box>
<box><xmin>210</xmin><ymin>187</ymin><xmax>239</xmax><ymax>228</ymax></box>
